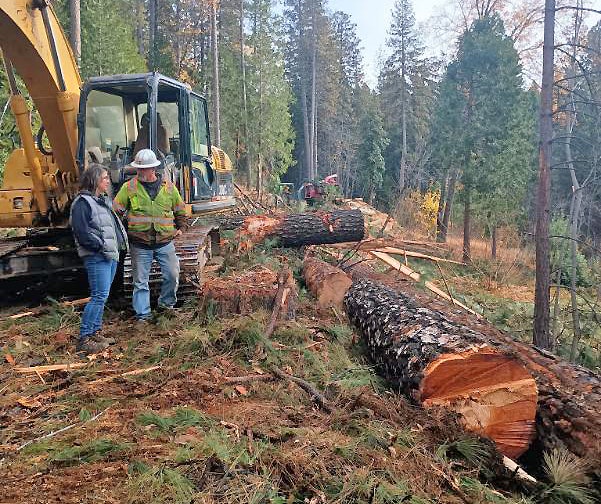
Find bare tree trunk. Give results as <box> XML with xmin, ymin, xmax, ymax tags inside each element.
<box><xmin>135</xmin><ymin>1</ymin><xmax>145</xmax><ymax>55</ymax></box>
<box><xmin>297</xmin><ymin>0</ymin><xmax>312</xmax><ymax>181</ymax></box>
<box><xmin>463</xmin><ymin>185</ymin><xmax>471</xmax><ymax>263</ymax></box>
<box><xmin>491</xmin><ymin>225</ymin><xmax>498</xmax><ymax>260</ymax></box>
<box><xmin>69</xmin><ymin>0</ymin><xmax>81</xmax><ymax>66</ymax></box>
<box><xmin>300</xmin><ymin>88</ymin><xmax>312</xmax><ymax>181</ymax></box>
<box><xmin>436</xmin><ymin>172</ymin><xmax>448</xmax><ymax>241</ymax></box>
<box><xmin>569</xmin><ymin>188</ymin><xmax>583</xmax><ymax>362</ymax></box>
<box><xmin>439</xmin><ymin>168</ymin><xmax>458</xmax><ymax>243</ymax></box>
<box><xmin>533</xmin><ymin>0</ymin><xmax>555</xmax><ymax>350</ymax></box>
<box><xmin>552</xmin><ymin>268</ymin><xmax>562</xmax><ymax>348</ymax></box>
<box><xmin>399</xmin><ymin>34</ymin><xmax>407</xmax><ymax>195</ymax></box>
<box><xmin>309</xmin><ymin>15</ymin><xmax>317</xmax><ymax>181</ymax></box>
<box><xmin>565</xmin><ymin>2</ymin><xmax>584</xmax><ymax>362</ymax></box>
<box><xmin>148</xmin><ymin>0</ymin><xmax>157</xmax><ymax>70</ymax></box>
<box><xmin>210</xmin><ymin>1</ymin><xmax>221</xmax><ymax>146</ymax></box>
<box><xmin>240</xmin><ymin>0</ymin><xmax>251</xmax><ymax>187</ymax></box>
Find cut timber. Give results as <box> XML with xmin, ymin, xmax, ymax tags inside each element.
<box><xmin>344</xmin><ymin>279</ymin><xmax>537</xmax><ymax>458</ymax></box>
<box><xmin>239</xmin><ymin>210</ymin><xmax>365</xmax><ymax>247</ymax></box>
<box><xmin>369</xmin><ymin>251</ymin><xmax>478</xmax><ymax>316</ymax></box>
<box><xmin>303</xmin><ymin>255</ymin><xmax>352</xmax><ymax>310</ymax></box>
<box><xmin>347</xmin><ymin>262</ymin><xmax>601</xmax><ymax>477</ymax></box>
<box><xmin>3</xmin><ymin>297</ymin><xmax>91</xmax><ymax>321</ymax></box>
<box><xmin>15</xmin><ymin>363</ymin><xmax>87</xmax><ymax>374</ymax></box>
<box><xmin>200</xmin><ymin>267</ymin><xmax>279</xmax><ymax>315</ymax></box>
<box><xmin>374</xmin><ymin>247</ymin><xmax>465</xmax><ymax>266</ymax></box>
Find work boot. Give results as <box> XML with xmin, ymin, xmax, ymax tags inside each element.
<box><xmin>91</xmin><ymin>333</ymin><xmax>116</xmax><ymax>345</ymax></box>
<box><xmin>157</xmin><ymin>305</ymin><xmax>177</xmax><ymax>318</ymax></box>
<box><xmin>134</xmin><ymin>318</ymin><xmax>152</xmax><ymax>328</ymax></box>
<box><xmin>76</xmin><ymin>336</ymin><xmax>109</xmax><ymax>355</ymax></box>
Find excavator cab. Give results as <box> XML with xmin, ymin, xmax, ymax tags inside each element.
<box><xmin>76</xmin><ymin>73</ymin><xmax>235</xmax><ymax>212</ymax></box>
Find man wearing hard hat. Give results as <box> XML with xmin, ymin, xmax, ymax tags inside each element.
<box><xmin>113</xmin><ymin>149</ymin><xmax>188</xmax><ymax>321</ymax></box>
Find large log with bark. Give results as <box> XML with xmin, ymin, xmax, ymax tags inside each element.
<box><xmin>347</xmin><ymin>263</ymin><xmax>601</xmax><ymax>475</ymax></box>
<box><xmin>303</xmin><ymin>255</ymin><xmax>352</xmax><ymax>310</ymax></box>
<box><xmin>344</xmin><ymin>279</ymin><xmax>538</xmax><ymax>459</ymax></box>
<box><xmin>239</xmin><ymin>210</ymin><xmax>365</xmax><ymax>247</ymax></box>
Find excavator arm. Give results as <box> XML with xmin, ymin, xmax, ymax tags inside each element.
<box><xmin>0</xmin><ymin>0</ymin><xmax>81</xmax><ymax>226</ymax></box>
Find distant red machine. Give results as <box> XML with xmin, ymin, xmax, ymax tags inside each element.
<box><xmin>300</xmin><ymin>175</ymin><xmax>338</xmax><ymax>205</ymax></box>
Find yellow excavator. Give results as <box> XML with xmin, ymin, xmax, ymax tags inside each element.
<box><xmin>0</xmin><ymin>0</ymin><xmax>235</xmax><ymax>298</ymax></box>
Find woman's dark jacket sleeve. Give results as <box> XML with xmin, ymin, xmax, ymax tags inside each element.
<box><xmin>71</xmin><ymin>198</ymin><xmax>103</xmax><ymax>253</ymax></box>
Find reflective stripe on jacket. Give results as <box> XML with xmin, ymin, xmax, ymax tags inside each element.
<box><xmin>113</xmin><ymin>176</ymin><xmax>187</xmax><ymax>241</ymax></box>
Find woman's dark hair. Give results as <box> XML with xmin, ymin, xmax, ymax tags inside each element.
<box><xmin>79</xmin><ymin>163</ymin><xmax>108</xmax><ymax>194</ymax></box>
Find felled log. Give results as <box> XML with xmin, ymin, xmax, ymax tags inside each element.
<box><xmin>239</xmin><ymin>209</ymin><xmax>365</xmax><ymax>247</ymax></box>
<box><xmin>201</xmin><ymin>267</ymin><xmax>278</xmax><ymax>315</ymax></box>
<box><xmin>303</xmin><ymin>255</ymin><xmax>352</xmax><ymax>310</ymax></box>
<box><xmin>344</xmin><ymin>279</ymin><xmax>538</xmax><ymax>459</ymax></box>
<box><xmin>347</xmin><ymin>262</ymin><xmax>601</xmax><ymax>474</ymax></box>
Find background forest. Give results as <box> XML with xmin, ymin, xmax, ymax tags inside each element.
<box><xmin>1</xmin><ymin>0</ymin><xmax>601</xmax><ymax>367</ymax></box>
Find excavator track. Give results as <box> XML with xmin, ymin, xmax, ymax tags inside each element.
<box><xmin>122</xmin><ymin>224</ymin><xmax>220</xmax><ymax>302</ymax></box>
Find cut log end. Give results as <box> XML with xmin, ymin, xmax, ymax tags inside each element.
<box><xmin>303</xmin><ymin>256</ymin><xmax>352</xmax><ymax>310</ymax></box>
<box><xmin>420</xmin><ymin>350</ymin><xmax>537</xmax><ymax>459</ymax></box>
<box><xmin>344</xmin><ymin>279</ymin><xmax>538</xmax><ymax>460</ymax></box>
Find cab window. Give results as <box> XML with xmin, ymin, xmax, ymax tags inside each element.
<box><xmin>190</xmin><ymin>96</ymin><xmax>209</xmax><ymax>158</ymax></box>
<box><xmin>85</xmin><ymin>90</ymin><xmax>127</xmax><ymax>164</ymax></box>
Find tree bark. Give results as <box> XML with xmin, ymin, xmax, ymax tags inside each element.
<box><xmin>303</xmin><ymin>255</ymin><xmax>352</xmax><ymax>310</ymax></box>
<box><xmin>239</xmin><ymin>0</ymin><xmax>251</xmax><ymax>187</ymax></box>
<box><xmin>148</xmin><ymin>0</ymin><xmax>157</xmax><ymax>70</ymax></box>
<box><xmin>309</xmin><ymin>0</ymin><xmax>317</xmax><ymax>180</ymax></box>
<box><xmin>347</xmin><ymin>267</ymin><xmax>601</xmax><ymax>477</ymax></box>
<box><xmin>210</xmin><ymin>1</ymin><xmax>222</xmax><ymax>146</ymax></box>
<box><xmin>239</xmin><ymin>209</ymin><xmax>365</xmax><ymax>247</ymax></box>
<box><xmin>463</xmin><ymin>185</ymin><xmax>471</xmax><ymax>263</ymax></box>
<box><xmin>533</xmin><ymin>0</ymin><xmax>556</xmax><ymax>350</ymax></box>
<box><xmin>399</xmin><ymin>29</ymin><xmax>407</xmax><ymax>195</ymax></box>
<box><xmin>438</xmin><ymin>167</ymin><xmax>457</xmax><ymax>243</ymax></box>
<box><xmin>491</xmin><ymin>225</ymin><xmax>497</xmax><ymax>260</ymax></box>
<box><xmin>69</xmin><ymin>0</ymin><xmax>81</xmax><ymax>65</ymax></box>
<box><xmin>344</xmin><ymin>279</ymin><xmax>538</xmax><ymax>459</ymax></box>
<box><xmin>435</xmin><ymin>173</ymin><xmax>448</xmax><ymax>242</ymax></box>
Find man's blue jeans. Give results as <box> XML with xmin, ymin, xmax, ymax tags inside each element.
<box><xmin>80</xmin><ymin>254</ymin><xmax>118</xmax><ymax>339</ymax></box>
<box><xmin>130</xmin><ymin>242</ymin><xmax>180</xmax><ymax>320</ymax></box>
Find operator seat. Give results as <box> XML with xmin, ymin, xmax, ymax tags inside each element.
<box><xmin>133</xmin><ymin>112</ymin><xmax>169</xmax><ymax>155</ymax></box>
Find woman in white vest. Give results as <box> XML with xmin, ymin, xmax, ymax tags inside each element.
<box><xmin>70</xmin><ymin>164</ymin><xmax>128</xmax><ymax>355</ymax></box>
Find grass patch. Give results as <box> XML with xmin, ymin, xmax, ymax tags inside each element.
<box><xmin>436</xmin><ymin>437</ymin><xmax>491</xmax><ymax>468</ymax></box>
<box><xmin>51</xmin><ymin>438</ymin><xmax>129</xmax><ymax>466</ymax></box>
<box><xmin>136</xmin><ymin>407</ymin><xmax>215</xmax><ymax>434</ymax></box>
<box><xmin>127</xmin><ymin>463</ymin><xmax>196</xmax><ymax>504</ymax></box>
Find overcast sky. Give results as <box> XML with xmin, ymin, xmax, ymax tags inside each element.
<box><xmin>328</xmin><ymin>0</ymin><xmax>442</xmax><ymax>86</ymax></box>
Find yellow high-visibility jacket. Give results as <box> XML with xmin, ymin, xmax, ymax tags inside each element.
<box><xmin>113</xmin><ymin>177</ymin><xmax>187</xmax><ymax>246</ymax></box>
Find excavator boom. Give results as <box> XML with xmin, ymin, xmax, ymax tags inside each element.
<box><xmin>0</xmin><ymin>0</ymin><xmax>80</xmax><ymax>178</ymax></box>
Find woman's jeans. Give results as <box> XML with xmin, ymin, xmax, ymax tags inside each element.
<box><xmin>80</xmin><ymin>254</ymin><xmax>118</xmax><ymax>340</ymax></box>
<box><xmin>130</xmin><ymin>242</ymin><xmax>180</xmax><ymax>320</ymax></box>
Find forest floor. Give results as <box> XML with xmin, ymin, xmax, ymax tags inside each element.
<box><xmin>0</xmin><ymin>200</ymin><xmax>596</xmax><ymax>503</ymax></box>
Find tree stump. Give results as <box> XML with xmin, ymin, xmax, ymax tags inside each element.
<box><xmin>201</xmin><ymin>267</ymin><xmax>283</xmax><ymax>316</ymax></box>
<box><xmin>344</xmin><ymin>278</ymin><xmax>538</xmax><ymax>459</ymax></box>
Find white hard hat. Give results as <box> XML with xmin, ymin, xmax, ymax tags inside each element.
<box><xmin>131</xmin><ymin>149</ymin><xmax>161</xmax><ymax>169</ymax></box>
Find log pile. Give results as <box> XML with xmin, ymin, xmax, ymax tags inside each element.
<box><xmin>238</xmin><ymin>209</ymin><xmax>365</xmax><ymax>247</ymax></box>
<box><xmin>302</xmin><ymin>254</ymin><xmax>352</xmax><ymax>310</ymax></box>
<box><xmin>344</xmin><ymin>278</ymin><xmax>538</xmax><ymax>459</ymax></box>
